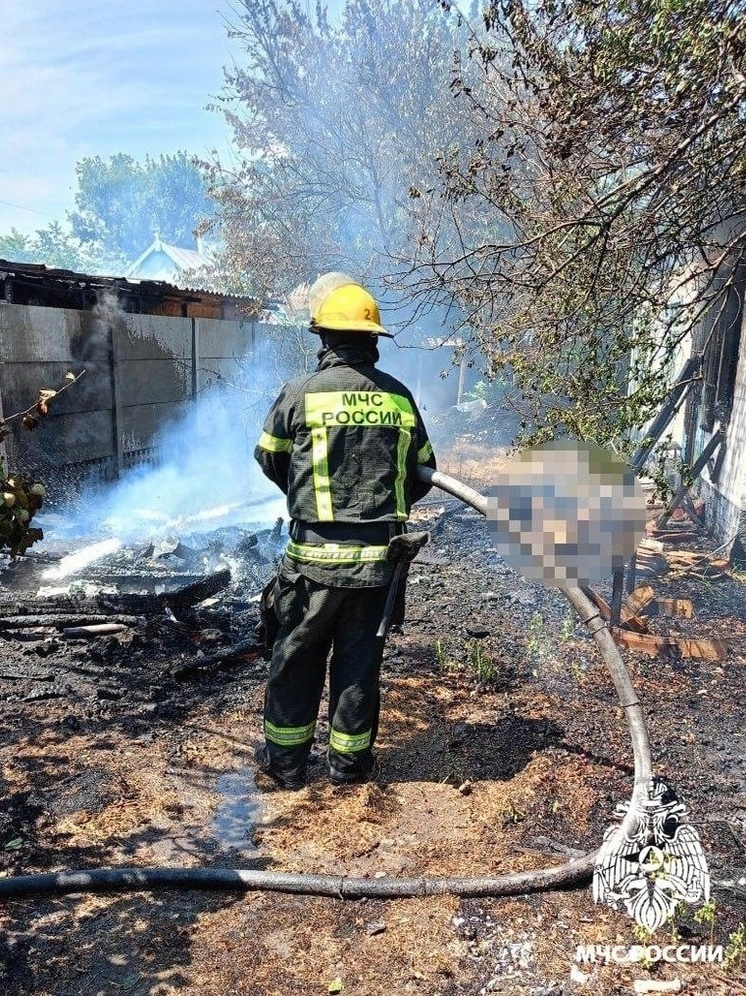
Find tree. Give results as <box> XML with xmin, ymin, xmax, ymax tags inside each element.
<box><xmin>0</xmin><ymin>222</ymin><xmax>94</xmax><ymax>272</ymax></box>
<box><xmin>208</xmin><ymin>0</ymin><xmax>473</xmax><ymax>305</ymax></box>
<box><xmin>406</xmin><ymin>0</ymin><xmax>746</xmax><ymax>449</ymax></box>
<box><xmin>1</xmin><ymin>153</ymin><xmax>216</xmax><ymax>274</ymax></box>
<box><xmin>32</xmin><ymin>222</ymin><xmax>96</xmax><ymax>272</ymax></box>
<box><xmin>69</xmin><ymin>151</ymin><xmax>216</xmax><ymax>266</ymax></box>
<box><xmin>0</xmin><ymin>229</ymin><xmax>35</xmax><ymax>263</ymax></box>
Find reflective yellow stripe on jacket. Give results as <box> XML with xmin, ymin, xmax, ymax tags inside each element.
<box><xmin>304</xmin><ymin>390</ymin><xmax>417</xmax><ymax>522</ymax></box>
<box><xmin>285</xmin><ymin>540</ymin><xmax>389</xmax><ymax>565</ymax></box>
<box><xmin>310</xmin><ymin>427</ymin><xmax>333</xmax><ymax>520</ymax></box>
<box><xmin>394</xmin><ymin>426</ymin><xmax>411</xmax><ymax>520</ymax></box>
<box><xmin>258</xmin><ymin>431</ymin><xmax>293</xmax><ymax>453</ymax></box>
<box><xmin>418</xmin><ymin>440</ymin><xmax>434</xmax><ymax>463</ymax></box>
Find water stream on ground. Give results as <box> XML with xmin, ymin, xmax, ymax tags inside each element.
<box><xmin>212</xmin><ymin>768</ymin><xmax>262</xmax><ymax>851</ymax></box>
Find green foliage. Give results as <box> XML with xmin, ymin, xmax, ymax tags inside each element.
<box><xmin>560</xmin><ymin>608</ymin><xmax>576</xmax><ymax>642</ymax></box>
<box><xmin>500</xmin><ymin>797</ymin><xmax>526</xmax><ymax>825</ymax></box>
<box><xmin>1</xmin><ymin>152</ymin><xmax>215</xmax><ymax>274</ymax></box>
<box><xmin>0</xmin><ymin>222</ymin><xmax>94</xmax><ymax>272</ymax></box>
<box><xmin>724</xmin><ymin>922</ymin><xmax>746</xmax><ymax>972</ymax></box>
<box><xmin>694</xmin><ymin>898</ymin><xmax>717</xmax><ymax>926</ymax></box>
<box><xmin>632</xmin><ymin>921</ymin><xmax>655</xmax><ymax>967</ymax></box>
<box><xmin>689</xmin><ymin>901</ymin><xmax>745</xmax><ymax>973</ymax></box>
<box><xmin>464</xmin><ymin>378</ymin><xmax>509</xmax><ymax>406</ymax></box>
<box><xmin>527</xmin><ymin>611</ymin><xmax>551</xmax><ymax>664</ymax></box>
<box><xmin>210</xmin><ymin>0</ymin><xmax>470</xmax><ymax>299</ymax></box>
<box><xmin>32</xmin><ymin>221</ymin><xmax>95</xmax><ymax>271</ymax></box>
<box><xmin>408</xmin><ymin>0</ymin><xmax>746</xmax><ymax>451</ymax></box>
<box><xmin>68</xmin><ymin>151</ymin><xmax>215</xmax><ymax>265</ymax></box>
<box><xmin>201</xmin><ymin>0</ymin><xmax>746</xmax><ymax>451</ymax></box>
<box><xmin>435</xmin><ymin>637</ymin><xmax>461</xmax><ymax>672</ymax></box>
<box><xmin>0</xmin><ymin>228</ymin><xmax>35</xmax><ymax>263</ymax></box>
<box><xmin>468</xmin><ymin>639</ymin><xmax>495</xmax><ymax>682</ymax></box>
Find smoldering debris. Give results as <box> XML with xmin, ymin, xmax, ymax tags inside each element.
<box><xmin>0</xmin><ymin>518</ymin><xmax>288</xmax><ymax>696</ymax></box>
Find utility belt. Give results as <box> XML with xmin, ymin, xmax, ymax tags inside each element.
<box><xmin>289</xmin><ymin>520</ymin><xmax>406</xmax><ymax>546</ymax></box>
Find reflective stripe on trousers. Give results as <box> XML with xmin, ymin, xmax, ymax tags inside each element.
<box><xmin>262</xmin><ymin>574</ymin><xmax>389</xmax><ymax>781</ymax></box>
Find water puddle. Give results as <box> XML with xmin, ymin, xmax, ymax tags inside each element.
<box><xmin>212</xmin><ymin>768</ymin><xmax>262</xmax><ymax>851</ymax></box>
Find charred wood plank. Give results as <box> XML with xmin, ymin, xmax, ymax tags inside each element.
<box><xmin>0</xmin><ymin>570</ymin><xmax>232</xmax><ymax>622</ymax></box>
<box><xmin>682</xmin><ymin>495</ymin><xmax>705</xmax><ymax>528</ymax></box>
<box><xmin>0</xmin><ymin>614</ymin><xmax>141</xmax><ymax>630</ymax></box>
<box><xmin>656</xmin><ymin>428</ymin><xmax>723</xmax><ymax>529</ymax></box>
<box><xmin>171</xmin><ymin>636</ymin><xmax>263</xmax><ymax>681</ymax></box>
<box><xmin>623</xmin><ymin>585</ymin><xmax>656</xmax><ymax>618</ymax></box>
<box><xmin>0</xmin><ymin>598</ymin><xmax>103</xmax><ymax>617</ymax></box>
<box><xmin>580</xmin><ymin>586</ymin><xmax>648</xmax><ymax>632</ymax></box>
<box><xmin>99</xmin><ymin>568</ymin><xmax>232</xmax><ymax>616</ymax></box>
<box><xmin>162</xmin><ymin>569</ymin><xmax>232</xmax><ymax>611</ymax></box>
<box><xmin>610</xmin><ymin>627</ymin><xmax>727</xmax><ymax>660</ymax></box>
<box><xmin>21</xmin><ymin>684</ymin><xmax>71</xmax><ymax>701</ymax></box>
<box><xmin>646</xmin><ymin>529</ymin><xmax>699</xmax><ymax>543</ymax></box>
<box><xmin>0</xmin><ymin>667</ymin><xmax>55</xmax><ymax>681</ymax></box>
<box><xmin>656</xmin><ymin>598</ymin><xmax>694</xmax><ymax>618</ymax></box>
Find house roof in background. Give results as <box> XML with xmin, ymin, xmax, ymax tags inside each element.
<box><xmin>0</xmin><ymin>257</ymin><xmax>257</xmax><ymax>316</ymax></box>
<box><xmin>123</xmin><ymin>236</ymin><xmax>213</xmax><ymax>283</ymax></box>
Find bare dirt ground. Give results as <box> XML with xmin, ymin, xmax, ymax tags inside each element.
<box><xmin>1</xmin><ymin>436</ymin><xmax>746</xmax><ymax>996</ymax></box>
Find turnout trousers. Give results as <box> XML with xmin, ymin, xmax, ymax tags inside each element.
<box><xmin>261</xmin><ymin>572</ymin><xmax>390</xmax><ymax>783</ymax></box>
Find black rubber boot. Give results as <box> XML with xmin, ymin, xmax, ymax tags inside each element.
<box><xmin>254</xmin><ymin>745</ymin><xmax>306</xmax><ymax>791</ymax></box>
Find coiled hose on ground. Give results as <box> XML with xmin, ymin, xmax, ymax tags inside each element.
<box><xmin>0</xmin><ymin>466</ymin><xmax>652</xmax><ymax>901</ymax></box>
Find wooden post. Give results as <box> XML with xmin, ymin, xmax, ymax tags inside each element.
<box><xmin>625</xmin><ymin>552</ymin><xmax>637</xmax><ymax>594</ymax></box>
<box><xmin>630</xmin><ymin>355</ymin><xmax>702</xmax><ymax>473</ymax></box>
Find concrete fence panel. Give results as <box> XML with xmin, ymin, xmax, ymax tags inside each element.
<box><xmin>0</xmin><ymin>304</ymin><xmax>269</xmax><ymax>486</ymax></box>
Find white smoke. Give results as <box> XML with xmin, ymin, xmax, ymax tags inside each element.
<box><xmin>100</xmin><ymin>387</ymin><xmax>287</xmax><ymax>542</ymax></box>
<box><xmin>43</xmin><ymin>538</ymin><xmax>124</xmax><ymax>580</ymax></box>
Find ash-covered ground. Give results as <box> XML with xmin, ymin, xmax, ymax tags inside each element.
<box><xmin>1</xmin><ymin>442</ymin><xmax>745</xmax><ymax>996</ymax></box>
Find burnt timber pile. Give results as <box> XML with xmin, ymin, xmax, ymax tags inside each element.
<box><xmin>0</xmin><ymin>519</ymin><xmax>285</xmax><ymax>708</ymax></box>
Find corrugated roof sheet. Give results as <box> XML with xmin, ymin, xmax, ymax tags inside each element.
<box><xmin>0</xmin><ymin>257</ymin><xmax>255</xmax><ymax>308</ymax></box>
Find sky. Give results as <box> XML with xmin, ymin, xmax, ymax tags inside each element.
<box><xmin>0</xmin><ymin>0</ymin><xmax>241</xmax><ymax>234</ymax></box>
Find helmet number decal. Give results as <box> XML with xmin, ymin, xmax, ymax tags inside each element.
<box><xmin>364</xmin><ymin>308</ymin><xmax>371</xmax><ymax>319</ymax></box>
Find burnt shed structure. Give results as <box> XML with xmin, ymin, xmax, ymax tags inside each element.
<box><xmin>0</xmin><ymin>260</ymin><xmax>265</xmax><ymax>486</ymax></box>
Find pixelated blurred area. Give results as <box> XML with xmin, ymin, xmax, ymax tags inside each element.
<box><xmin>486</xmin><ymin>440</ymin><xmax>648</xmax><ymax>588</ymax></box>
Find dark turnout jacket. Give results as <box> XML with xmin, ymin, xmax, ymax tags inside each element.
<box><xmin>255</xmin><ymin>344</ymin><xmax>436</xmax><ymax>586</ymax></box>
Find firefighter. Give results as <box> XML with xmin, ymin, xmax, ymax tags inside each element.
<box><xmin>253</xmin><ymin>274</ymin><xmax>436</xmax><ymax>788</ymax></box>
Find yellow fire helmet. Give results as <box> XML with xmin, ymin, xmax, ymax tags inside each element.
<box><xmin>309</xmin><ymin>274</ymin><xmax>392</xmax><ymax>337</ymax></box>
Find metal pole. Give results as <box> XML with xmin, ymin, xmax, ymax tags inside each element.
<box><xmin>656</xmin><ymin>429</ymin><xmax>723</xmax><ymax>529</ymax></box>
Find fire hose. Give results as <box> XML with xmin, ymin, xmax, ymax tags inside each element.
<box><xmin>0</xmin><ymin>466</ymin><xmax>651</xmax><ymax>901</ymax></box>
